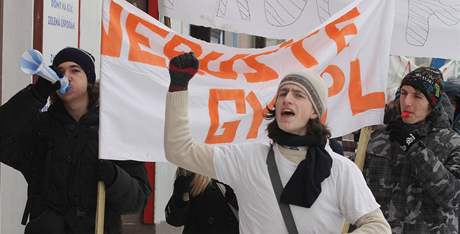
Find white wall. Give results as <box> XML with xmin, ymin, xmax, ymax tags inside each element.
<box><xmin>1</xmin><ymin>1</ymin><xmax>34</xmax><ymax>234</ymax></box>
<box><xmin>79</xmin><ymin>0</ymin><xmax>102</xmax><ymax>78</ymax></box>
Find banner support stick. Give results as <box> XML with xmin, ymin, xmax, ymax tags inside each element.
<box><xmin>95</xmin><ymin>181</ymin><xmax>106</xmax><ymax>234</ymax></box>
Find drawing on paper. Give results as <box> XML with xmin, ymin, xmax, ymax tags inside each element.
<box><xmin>264</xmin><ymin>0</ymin><xmax>308</xmax><ymax>27</ymax></box>
<box><xmin>217</xmin><ymin>0</ymin><xmax>251</xmax><ymax>21</ymax></box>
<box><xmin>406</xmin><ymin>0</ymin><xmax>460</xmax><ymax>46</ymax></box>
<box><xmin>316</xmin><ymin>0</ymin><xmax>331</xmax><ymax>23</ymax></box>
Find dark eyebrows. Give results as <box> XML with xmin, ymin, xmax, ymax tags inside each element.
<box><xmin>414</xmin><ymin>90</ymin><xmax>424</xmax><ymax>96</ymax></box>
<box><xmin>279</xmin><ymin>86</ymin><xmax>307</xmax><ymax>95</ymax></box>
<box><xmin>68</xmin><ymin>64</ymin><xmax>83</xmax><ymax>70</ymax></box>
<box><xmin>400</xmin><ymin>87</ymin><xmax>424</xmax><ymax>96</ymax></box>
<box><xmin>58</xmin><ymin>64</ymin><xmax>83</xmax><ymax>71</ymax></box>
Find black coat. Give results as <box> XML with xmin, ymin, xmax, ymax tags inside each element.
<box><xmin>165</xmin><ymin>177</ymin><xmax>239</xmax><ymax>234</ymax></box>
<box><xmin>0</xmin><ymin>86</ymin><xmax>151</xmax><ymax>234</ymax></box>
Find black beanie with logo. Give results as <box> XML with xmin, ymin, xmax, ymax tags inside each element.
<box><xmin>400</xmin><ymin>67</ymin><xmax>443</xmax><ymax>107</ymax></box>
<box><xmin>52</xmin><ymin>47</ymin><xmax>96</xmax><ymax>84</ymax></box>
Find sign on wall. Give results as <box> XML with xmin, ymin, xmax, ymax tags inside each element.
<box><xmin>42</xmin><ymin>0</ymin><xmax>80</xmax><ymax>64</ymax></box>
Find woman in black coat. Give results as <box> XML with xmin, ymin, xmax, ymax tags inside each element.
<box><xmin>0</xmin><ymin>47</ymin><xmax>151</xmax><ymax>234</ymax></box>
<box><xmin>165</xmin><ymin>168</ymin><xmax>239</xmax><ymax>234</ymax></box>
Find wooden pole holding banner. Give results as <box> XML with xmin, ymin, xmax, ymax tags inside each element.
<box><xmin>353</xmin><ymin>127</ymin><xmax>374</xmax><ymax>170</ymax></box>
<box><xmin>342</xmin><ymin>126</ymin><xmax>374</xmax><ymax>233</ymax></box>
<box><xmin>95</xmin><ymin>182</ymin><xmax>106</xmax><ymax>234</ymax></box>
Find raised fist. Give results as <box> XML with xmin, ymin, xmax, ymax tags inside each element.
<box><xmin>168</xmin><ymin>52</ymin><xmax>199</xmax><ymax>92</ymax></box>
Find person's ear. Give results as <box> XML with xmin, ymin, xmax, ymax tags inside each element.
<box><xmin>310</xmin><ymin>111</ymin><xmax>318</xmax><ymax>119</ymax></box>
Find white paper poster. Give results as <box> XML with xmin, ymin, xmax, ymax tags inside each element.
<box><xmin>160</xmin><ymin>0</ymin><xmax>460</xmax><ymax>60</ymax></box>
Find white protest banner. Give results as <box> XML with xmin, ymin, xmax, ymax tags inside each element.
<box><xmin>390</xmin><ymin>0</ymin><xmax>460</xmax><ymax>60</ymax></box>
<box><xmin>160</xmin><ymin>0</ymin><xmax>460</xmax><ymax>60</ymax></box>
<box><xmin>100</xmin><ymin>0</ymin><xmax>395</xmax><ymax>161</ymax></box>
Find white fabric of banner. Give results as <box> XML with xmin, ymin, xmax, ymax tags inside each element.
<box><xmin>100</xmin><ymin>0</ymin><xmax>395</xmax><ymax>161</ymax></box>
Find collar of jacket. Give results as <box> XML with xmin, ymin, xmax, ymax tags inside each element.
<box><xmin>47</xmin><ymin>101</ymin><xmax>99</xmax><ymax>126</ymax></box>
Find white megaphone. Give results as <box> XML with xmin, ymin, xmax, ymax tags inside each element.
<box><xmin>19</xmin><ymin>49</ymin><xmax>70</xmax><ymax>95</ymax></box>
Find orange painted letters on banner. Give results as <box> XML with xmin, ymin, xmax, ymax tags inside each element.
<box><xmin>200</xmin><ymin>52</ymin><xmax>248</xmax><ymax>80</ymax></box>
<box><xmin>245</xmin><ymin>92</ymin><xmax>264</xmax><ymax>139</ymax></box>
<box><xmin>322</xmin><ymin>65</ymin><xmax>345</xmax><ymax>97</ymax></box>
<box><xmin>242</xmin><ymin>50</ymin><xmax>279</xmax><ymax>83</ymax></box>
<box><xmin>325</xmin><ymin>8</ymin><xmax>360</xmax><ymax>54</ymax></box>
<box><xmin>291</xmin><ymin>30</ymin><xmax>319</xmax><ymax>69</ymax></box>
<box><xmin>101</xmin><ymin>1</ymin><xmax>123</xmax><ymax>57</ymax></box>
<box><xmin>126</xmin><ymin>14</ymin><xmax>169</xmax><ymax>67</ymax></box>
<box><xmin>163</xmin><ymin>35</ymin><xmax>203</xmax><ymax>61</ymax></box>
<box><xmin>206</xmin><ymin>89</ymin><xmax>246</xmax><ymax>144</ymax></box>
<box><xmin>348</xmin><ymin>59</ymin><xmax>385</xmax><ymax>115</ymax></box>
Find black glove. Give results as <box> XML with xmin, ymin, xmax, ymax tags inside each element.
<box><xmin>168</xmin><ymin>52</ymin><xmax>199</xmax><ymax>92</ymax></box>
<box><xmin>31</xmin><ymin>66</ymin><xmax>62</xmax><ymax>101</ymax></box>
<box><xmin>388</xmin><ymin>120</ymin><xmax>420</xmax><ymax>152</ymax></box>
<box><xmin>98</xmin><ymin>160</ymin><xmax>117</xmax><ymax>186</ymax></box>
<box><xmin>173</xmin><ymin>175</ymin><xmax>193</xmax><ymax>197</ymax></box>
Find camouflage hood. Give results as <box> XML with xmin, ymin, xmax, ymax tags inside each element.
<box><xmin>444</xmin><ymin>79</ymin><xmax>460</xmax><ymax>101</ymax></box>
<box><xmin>424</xmin><ymin>92</ymin><xmax>454</xmax><ymax>130</ymax></box>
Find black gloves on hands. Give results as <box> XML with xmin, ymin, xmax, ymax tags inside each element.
<box><xmin>98</xmin><ymin>160</ymin><xmax>118</xmax><ymax>186</ymax></box>
<box><xmin>168</xmin><ymin>52</ymin><xmax>199</xmax><ymax>92</ymax></box>
<box><xmin>173</xmin><ymin>175</ymin><xmax>193</xmax><ymax>198</ymax></box>
<box><xmin>31</xmin><ymin>66</ymin><xmax>62</xmax><ymax>102</ymax></box>
<box><xmin>388</xmin><ymin>120</ymin><xmax>421</xmax><ymax>152</ymax></box>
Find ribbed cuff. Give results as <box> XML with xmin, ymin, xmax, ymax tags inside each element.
<box><xmin>166</xmin><ymin>91</ymin><xmax>188</xmax><ymax>108</ymax></box>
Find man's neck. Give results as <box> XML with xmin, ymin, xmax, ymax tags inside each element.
<box><xmin>277</xmin><ymin>144</ymin><xmax>307</xmax><ymax>165</ymax></box>
<box><xmin>64</xmin><ymin>96</ymin><xmax>89</xmax><ymax>122</ymax></box>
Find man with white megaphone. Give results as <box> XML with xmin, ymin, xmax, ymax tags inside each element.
<box><xmin>0</xmin><ymin>47</ymin><xmax>151</xmax><ymax>234</ymax></box>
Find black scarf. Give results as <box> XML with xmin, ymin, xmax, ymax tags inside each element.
<box><xmin>273</xmin><ymin>129</ymin><xmax>332</xmax><ymax>208</ymax></box>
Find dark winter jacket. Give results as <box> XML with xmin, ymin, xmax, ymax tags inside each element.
<box><xmin>444</xmin><ymin>80</ymin><xmax>460</xmax><ymax>134</ymax></box>
<box><xmin>364</xmin><ymin>95</ymin><xmax>460</xmax><ymax>233</ymax></box>
<box><xmin>165</xmin><ymin>176</ymin><xmax>239</xmax><ymax>234</ymax></box>
<box><xmin>0</xmin><ymin>86</ymin><xmax>151</xmax><ymax>234</ymax></box>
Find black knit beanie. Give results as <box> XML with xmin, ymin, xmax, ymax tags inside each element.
<box><xmin>400</xmin><ymin>67</ymin><xmax>443</xmax><ymax>107</ymax></box>
<box><xmin>52</xmin><ymin>47</ymin><xmax>96</xmax><ymax>84</ymax></box>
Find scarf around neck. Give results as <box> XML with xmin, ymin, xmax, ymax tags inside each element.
<box><xmin>273</xmin><ymin>129</ymin><xmax>332</xmax><ymax>208</ymax></box>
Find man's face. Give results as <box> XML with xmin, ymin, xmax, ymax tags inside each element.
<box><xmin>275</xmin><ymin>84</ymin><xmax>318</xmax><ymax>135</ymax></box>
<box><xmin>57</xmin><ymin>61</ymin><xmax>89</xmax><ymax>104</ymax></box>
<box><xmin>399</xmin><ymin>85</ymin><xmax>431</xmax><ymax>124</ymax></box>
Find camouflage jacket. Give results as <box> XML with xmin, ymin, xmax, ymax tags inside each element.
<box><xmin>364</xmin><ymin>100</ymin><xmax>460</xmax><ymax>234</ymax></box>
<box><xmin>453</xmin><ymin>114</ymin><xmax>460</xmax><ymax>135</ymax></box>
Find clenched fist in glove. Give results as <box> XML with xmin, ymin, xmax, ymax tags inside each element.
<box><xmin>388</xmin><ymin>120</ymin><xmax>421</xmax><ymax>152</ymax></box>
<box><xmin>31</xmin><ymin>66</ymin><xmax>62</xmax><ymax>102</ymax></box>
<box><xmin>168</xmin><ymin>52</ymin><xmax>199</xmax><ymax>92</ymax></box>
<box><xmin>98</xmin><ymin>160</ymin><xmax>118</xmax><ymax>186</ymax></box>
